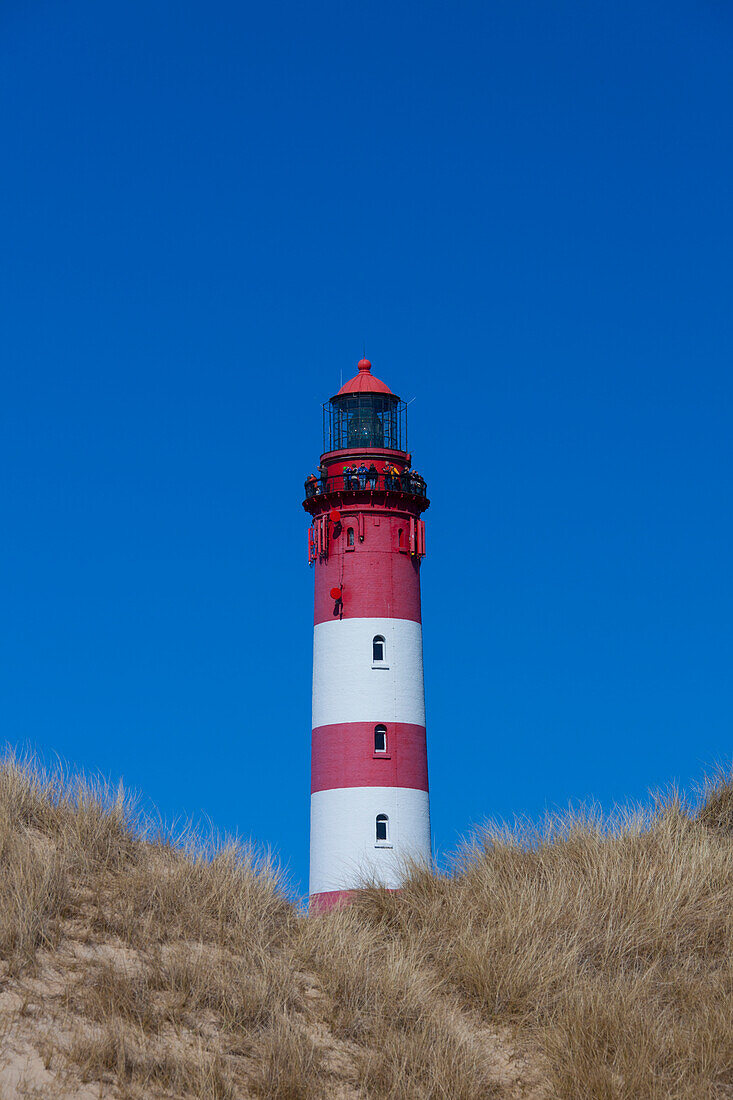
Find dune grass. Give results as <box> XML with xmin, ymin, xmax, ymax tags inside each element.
<box><xmin>1</xmin><ymin>751</ymin><xmax>732</xmax><ymax>1098</ymax></box>
<box><xmin>338</xmin><ymin>793</ymin><xmax>733</xmax><ymax>1099</ymax></box>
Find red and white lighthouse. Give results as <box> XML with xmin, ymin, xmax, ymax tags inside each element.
<box><xmin>303</xmin><ymin>358</ymin><xmax>431</xmax><ymax>912</ymax></box>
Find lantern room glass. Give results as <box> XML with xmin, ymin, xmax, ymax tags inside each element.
<box><xmin>323</xmin><ymin>394</ymin><xmax>407</xmax><ymax>453</ymax></box>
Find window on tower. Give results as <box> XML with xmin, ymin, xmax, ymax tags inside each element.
<box><xmin>374</xmin><ymin>725</ymin><xmax>387</xmax><ymax>753</ymax></box>
<box><xmin>347</xmin><ymin>527</ymin><xmax>355</xmax><ymax>547</ymax></box>
<box><xmin>372</xmin><ymin>635</ymin><xmax>385</xmax><ymax>662</ymax></box>
<box><xmin>376</xmin><ymin>814</ymin><xmax>389</xmax><ymax>843</ymax></box>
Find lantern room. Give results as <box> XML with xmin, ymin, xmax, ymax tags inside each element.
<box><xmin>322</xmin><ymin>359</ymin><xmax>408</xmax><ymax>454</ymax></box>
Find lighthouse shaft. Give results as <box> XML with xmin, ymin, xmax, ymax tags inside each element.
<box><xmin>304</xmin><ymin>360</ymin><xmax>431</xmax><ymax>912</ymax></box>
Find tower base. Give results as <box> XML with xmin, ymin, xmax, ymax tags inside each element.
<box><xmin>308</xmin><ymin>887</ymin><xmax>400</xmax><ymax>914</ymax></box>
<box><xmin>308</xmin><ymin>889</ymin><xmax>356</xmax><ymax>913</ymax></box>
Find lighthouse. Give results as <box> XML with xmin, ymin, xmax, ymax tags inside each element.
<box><xmin>303</xmin><ymin>358</ymin><xmax>431</xmax><ymax>912</ymax></box>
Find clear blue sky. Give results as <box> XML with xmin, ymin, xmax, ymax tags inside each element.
<box><xmin>2</xmin><ymin>0</ymin><xmax>731</xmax><ymax>896</ymax></box>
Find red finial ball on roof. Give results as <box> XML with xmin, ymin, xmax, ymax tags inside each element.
<box><xmin>336</xmin><ymin>358</ymin><xmax>394</xmax><ymax>397</ymax></box>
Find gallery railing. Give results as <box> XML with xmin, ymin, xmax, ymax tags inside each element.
<box><xmin>304</xmin><ymin>472</ymin><xmax>428</xmax><ymax>500</ymax></box>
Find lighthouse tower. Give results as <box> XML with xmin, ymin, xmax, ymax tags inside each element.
<box><xmin>303</xmin><ymin>358</ymin><xmax>431</xmax><ymax>912</ymax></box>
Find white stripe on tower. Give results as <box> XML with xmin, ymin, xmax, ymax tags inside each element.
<box><xmin>312</xmin><ymin>617</ymin><xmax>426</xmax><ymax>727</ymax></box>
<box><xmin>310</xmin><ymin>787</ymin><xmax>430</xmax><ymax>895</ymax></box>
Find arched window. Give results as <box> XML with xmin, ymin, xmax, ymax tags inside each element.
<box><xmin>374</xmin><ymin>725</ymin><xmax>387</xmax><ymax>753</ymax></box>
<box><xmin>347</xmin><ymin>527</ymin><xmax>355</xmax><ymax>547</ymax></box>
<box><xmin>372</xmin><ymin>635</ymin><xmax>385</xmax><ymax>662</ymax></box>
<box><xmin>398</xmin><ymin>528</ymin><xmax>404</xmax><ymax>548</ymax></box>
<box><xmin>376</xmin><ymin>814</ymin><xmax>389</xmax><ymax>843</ymax></box>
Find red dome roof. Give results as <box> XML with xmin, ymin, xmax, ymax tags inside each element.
<box><xmin>336</xmin><ymin>359</ymin><xmax>394</xmax><ymax>396</ymax></box>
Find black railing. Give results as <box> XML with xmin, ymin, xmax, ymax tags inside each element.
<box><xmin>304</xmin><ymin>471</ymin><xmax>428</xmax><ymax>500</ymax></box>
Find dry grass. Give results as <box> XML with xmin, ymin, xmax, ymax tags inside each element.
<box><xmin>1</xmin><ymin>751</ymin><xmax>733</xmax><ymax>1098</ymax></box>
<box><xmin>246</xmin><ymin>1014</ymin><xmax>326</xmax><ymax>1099</ymax></box>
<box><xmin>341</xmin><ymin>790</ymin><xmax>733</xmax><ymax>1099</ymax></box>
<box><xmin>0</xmin><ymin>752</ymin><xmax>307</xmax><ymax>1098</ymax></box>
<box><xmin>68</xmin><ymin>1021</ymin><xmax>236</xmax><ymax>1097</ymax></box>
<box><xmin>297</xmin><ymin>911</ymin><xmax>504</xmax><ymax>1098</ymax></box>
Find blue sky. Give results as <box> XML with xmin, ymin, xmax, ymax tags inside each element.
<box><xmin>1</xmin><ymin>0</ymin><xmax>731</xmax><ymax>896</ymax></box>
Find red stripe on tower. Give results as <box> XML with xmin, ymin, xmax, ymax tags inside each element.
<box><xmin>311</xmin><ymin>722</ymin><xmax>429</xmax><ymax>793</ymax></box>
